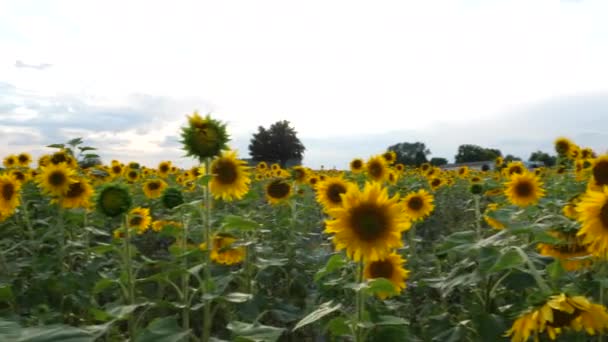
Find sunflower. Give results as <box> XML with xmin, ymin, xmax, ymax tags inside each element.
<box><xmin>402</xmin><ymin>189</ymin><xmax>434</xmax><ymax>222</ymax></box>
<box><xmin>56</xmin><ymin>178</ymin><xmax>93</xmax><ymax>209</ymax></box>
<box><xmin>36</xmin><ymin>163</ymin><xmax>77</xmax><ymax>197</ymax></box>
<box><xmin>128</xmin><ymin>207</ymin><xmax>152</xmax><ymax>234</ymax></box>
<box><xmin>209</xmin><ymin>150</ymin><xmax>251</xmax><ymax>201</ymax></box>
<box><xmin>271</xmin><ymin>163</ymin><xmax>280</xmax><ymax>171</ymax></box>
<box><xmin>365</xmin><ymin>155</ymin><xmax>388</xmax><ymax>183</ymax></box>
<box><xmin>570</xmin><ymin>145</ymin><xmax>581</xmax><ymax>160</ymax></box>
<box><xmin>9</xmin><ymin>169</ymin><xmax>29</xmax><ymax>184</ymax></box>
<box><xmin>470</xmin><ymin>175</ymin><xmax>482</xmax><ymax>183</ymax></box>
<box><xmin>96</xmin><ymin>183</ymin><xmax>132</xmax><ymax>217</ymax></box>
<box><xmin>324</xmin><ymin>182</ymin><xmax>410</xmax><ymax>261</ymax></box>
<box><xmin>157</xmin><ymin>161</ymin><xmax>172</xmax><ymax>178</ymax></box>
<box><xmin>315</xmin><ymin>176</ymin><xmax>354</xmax><ymax>211</ymax></box>
<box><xmin>143</xmin><ymin>179</ymin><xmax>168</xmax><ymax>199</ymax></box>
<box><xmin>256</xmin><ymin>161</ymin><xmax>268</xmax><ymax>171</ymax></box>
<box><xmin>161</xmin><ymin>187</ymin><xmax>184</xmax><ymax>209</ymax></box>
<box><xmin>152</xmin><ymin>220</ymin><xmax>182</xmax><ymax>232</ymax></box>
<box><xmin>50</xmin><ymin>151</ymin><xmax>77</xmax><ymax>168</ymax></box>
<box><xmin>387</xmin><ymin>171</ymin><xmax>398</xmax><ymax>185</ymax></box>
<box><xmin>504</xmin><ymin>172</ymin><xmax>545</xmax><ymax>207</ymax></box>
<box><xmin>180</xmin><ymin>111</ymin><xmax>229</xmax><ymax>161</ymax></box>
<box><xmin>554</xmin><ymin>137</ymin><xmax>575</xmax><ymax>157</ymax></box>
<box><xmin>420</xmin><ymin>163</ymin><xmax>431</xmax><ymax>174</ymax></box>
<box><xmin>3</xmin><ymin>155</ymin><xmax>17</xmax><ymax>168</ymax></box>
<box><xmin>576</xmin><ymin>187</ymin><xmax>608</xmax><ymax>257</ymax></box>
<box><xmin>363</xmin><ymin>252</ymin><xmax>409</xmax><ymax>299</ymax></box>
<box><xmin>109</xmin><ymin>164</ymin><xmax>124</xmax><ymax>179</ymax></box>
<box><xmin>505</xmin><ymin>293</ymin><xmax>608</xmax><ymax>342</ymax></box>
<box><xmin>382</xmin><ymin>151</ymin><xmax>397</xmax><ymax>165</ymax></box>
<box><xmin>457</xmin><ymin>166</ymin><xmax>469</xmax><ymax>178</ymax></box>
<box><xmin>495</xmin><ymin>156</ymin><xmax>504</xmax><ymax>168</ymax></box>
<box><xmin>125</xmin><ymin>169</ymin><xmax>140</xmax><ymax>183</ymax></box>
<box><xmin>504</xmin><ymin>161</ymin><xmax>525</xmax><ymax>177</ymax></box>
<box><xmin>581</xmin><ymin>148</ymin><xmax>595</xmax><ymax>160</ymax></box>
<box><xmin>563</xmin><ymin>195</ymin><xmax>581</xmax><ymax>220</ymax></box>
<box><xmin>537</xmin><ymin>231</ymin><xmax>591</xmax><ymax>271</ymax></box>
<box><xmin>16</xmin><ymin>153</ymin><xmax>32</xmax><ymax>167</ymax></box>
<box><xmin>291</xmin><ymin>166</ymin><xmax>308</xmax><ymax>184</ymax></box>
<box><xmin>0</xmin><ymin>175</ymin><xmax>21</xmax><ymax>217</ymax></box>
<box><xmin>208</xmin><ymin>234</ymin><xmax>246</xmax><ymax>265</ymax></box>
<box><xmin>265</xmin><ymin>179</ymin><xmax>291</xmax><ymax>205</ymax></box>
<box><xmin>429</xmin><ymin>177</ymin><xmax>444</xmax><ymax>191</ymax></box>
<box><xmin>394</xmin><ymin>163</ymin><xmax>405</xmax><ymax>173</ymax></box>
<box><xmin>589</xmin><ymin>155</ymin><xmax>608</xmax><ymax>190</ymax></box>
<box><xmin>308</xmin><ymin>176</ymin><xmax>319</xmax><ymax>188</ymax></box>
<box><xmin>483</xmin><ymin>203</ymin><xmax>505</xmax><ymax>229</ymax></box>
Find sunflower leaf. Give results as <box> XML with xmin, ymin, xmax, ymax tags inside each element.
<box><xmin>292</xmin><ymin>301</ymin><xmax>342</xmax><ymax>331</ymax></box>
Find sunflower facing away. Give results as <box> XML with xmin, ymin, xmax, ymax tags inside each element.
<box><xmin>143</xmin><ymin>179</ymin><xmax>168</xmax><ymax>199</ymax></box>
<box><xmin>265</xmin><ymin>179</ymin><xmax>292</xmax><ymax>205</ymax></box>
<box><xmin>504</xmin><ymin>172</ymin><xmax>545</xmax><ymax>207</ymax></box>
<box><xmin>128</xmin><ymin>207</ymin><xmax>152</xmax><ymax>235</ymax></box>
<box><xmin>209</xmin><ymin>150</ymin><xmax>251</xmax><ymax>201</ymax></box>
<box><xmin>576</xmin><ymin>187</ymin><xmax>608</xmax><ymax>258</ymax></box>
<box><xmin>363</xmin><ymin>252</ymin><xmax>409</xmax><ymax>299</ymax></box>
<box><xmin>324</xmin><ymin>182</ymin><xmax>410</xmax><ymax>261</ymax></box>
<box><xmin>505</xmin><ymin>293</ymin><xmax>608</xmax><ymax>342</ymax></box>
<box><xmin>402</xmin><ymin>189</ymin><xmax>435</xmax><ymax>222</ymax></box>
<box><xmin>0</xmin><ymin>174</ymin><xmax>22</xmax><ymax>217</ymax></box>
<box><xmin>315</xmin><ymin>176</ymin><xmax>354</xmax><ymax>211</ymax></box>
<box><xmin>537</xmin><ymin>231</ymin><xmax>591</xmax><ymax>271</ymax></box>
<box><xmin>365</xmin><ymin>155</ymin><xmax>388</xmax><ymax>183</ymax></box>
<box><xmin>36</xmin><ymin>163</ymin><xmax>77</xmax><ymax>197</ymax></box>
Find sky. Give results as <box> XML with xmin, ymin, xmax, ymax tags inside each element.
<box><xmin>1</xmin><ymin>0</ymin><xmax>607</xmax><ymax>169</ymax></box>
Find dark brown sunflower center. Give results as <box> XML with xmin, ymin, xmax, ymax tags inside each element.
<box><xmin>267</xmin><ymin>181</ymin><xmax>290</xmax><ymax>199</ymax></box>
<box><xmin>128</xmin><ymin>171</ymin><xmax>138</xmax><ymax>179</ymax></box>
<box><xmin>192</xmin><ymin>168</ymin><xmax>201</xmax><ymax>177</ymax></box>
<box><xmin>352</xmin><ymin>160</ymin><xmax>362</xmax><ymax>169</ymax></box>
<box><xmin>326</xmin><ymin>183</ymin><xmax>346</xmax><ymax>204</ymax></box>
<box><xmin>600</xmin><ymin>203</ymin><xmax>608</xmax><ymax>228</ymax></box>
<box><xmin>130</xmin><ymin>216</ymin><xmax>143</xmax><ymax>226</ymax></box>
<box><xmin>547</xmin><ymin>308</ymin><xmax>580</xmax><ymax>327</ymax></box>
<box><xmin>509</xmin><ymin>166</ymin><xmax>523</xmax><ymax>175</ymax></box>
<box><xmin>214</xmin><ymin>160</ymin><xmax>238</xmax><ymax>184</ymax></box>
<box><xmin>18</xmin><ymin>155</ymin><xmax>28</xmax><ymax>163</ymax></box>
<box><xmin>593</xmin><ymin>161</ymin><xmax>608</xmax><ymax>186</ymax></box>
<box><xmin>66</xmin><ymin>182</ymin><xmax>85</xmax><ymax>198</ymax></box>
<box><xmin>514</xmin><ymin>181</ymin><xmax>533</xmax><ymax>197</ymax></box>
<box><xmin>148</xmin><ymin>182</ymin><xmax>161</xmax><ymax>190</ymax></box>
<box><xmin>557</xmin><ymin>167</ymin><xmax>566</xmax><ymax>174</ymax></box>
<box><xmin>556</xmin><ymin>141</ymin><xmax>570</xmax><ymax>154</ymax></box>
<box><xmin>407</xmin><ymin>196</ymin><xmax>424</xmax><ymax>211</ymax></box>
<box><xmin>51</xmin><ymin>153</ymin><xmax>68</xmax><ymax>164</ymax></box>
<box><xmin>2</xmin><ymin>183</ymin><xmax>15</xmax><ymax>200</ymax></box>
<box><xmin>294</xmin><ymin>169</ymin><xmax>306</xmax><ymax>181</ymax></box>
<box><xmin>309</xmin><ymin>178</ymin><xmax>318</xmax><ymax>185</ymax></box>
<box><xmin>368</xmin><ymin>161</ymin><xmax>384</xmax><ymax>179</ymax></box>
<box><xmin>431</xmin><ymin>179</ymin><xmax>441</xmax><ymax>187</ymax></box>
<box><xmin>13</xmin><ymin>172</ymin><xmax>25</xmax><ymax>181</ymax></box>
<box><xmin>49</xmin><ymin>171</ymin><xmax>67</xmax><ymax>186</ymax></box>
<box><xmin>160</xmin><ymin>165</ymin><xmax>170</xmax><ymax>173</ymax></box>
<box><xmin>383</xmin><ymin>153</ymin><xmax>394</xmax><ymax>162</ymax></box>
<box><xmin>350</xmin><ymin>203</ymin><xmax>388</xmax><ymax>241</ymax></box>
<box><xmin>421</xmin><ymin>165</ymin><xmax>430</xmax><ymax>171</ymax></box>
<box><xmin>112</xmin><ymin>166</ymin><xmax>122</xmax><ymax>174</ymax></box>
<box><xmin>459</xmin><ymin>168</ymin><xmax>466</xmax><ymax>175</ymax></box>
<box><xmin>369</xmin><ymin>259</ymin><xmax>394</xmax><ymax>279</ymax></box>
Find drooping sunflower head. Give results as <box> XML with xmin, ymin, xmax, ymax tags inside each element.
<box><xmin>537</xmin><ymin>230</ymin><xmax>591</xmax><ymax>271</ymax></box>
<box><xmin>265</xmin><ymin>179</ymin><xmax>292</xmax><ymax>205</ymax></box>
<box><xmin>57</xmin><ymin>178</ymin><xmax>94</xmax><ymax>209</ymax></box>
<box><xmin>0</xmin><ymin>174</ymin><xmax>22</xmax><ymax>217</ymax></box>
<box><xmin>365</xmin><ymin>155</ymin><xmax>388</xmax><ymax>183</ymax></box>
<box><xmin>315</xmin><ymin>176</ymin><xmax>354</xmax><ymax>211</ymax></box>
<box><xmin>16</xmin><ymin>153</ymin><xmax>32</xmax><ymax>167</ymax></box>
<box><xmin>128</xmin><ymin>207</ymin><xmax>152</xmax><ymax>234</ymax></box>
<box><xmin>180</xmin><ymin>111</ymin><xmax>229</xmax><ymax>161</ymax></box>
<box><xmin>402</xmin><ymin>189</ymin><xmax>434</xmax><ymax>222</ymax></box>
<box><xmin>95</xmin><ymin>183</ymin><xmax>132</xmax><ymax>217</ymax></box>
<box><xmin>325</xmin><ymin>182</ymin><xmax>410</xmax><ymax>261</ymax></box>
<box><xmin>209</xmin><ymin>150</ymin><xmax>251</xmax><ymax>201</ymax></box>
<box><xmin>3</xmin><ymin>155</ymin><xmax>17</xmax><ymax>168</ymax></box>
<box><xmin>291</xmin><ymin>166</ymin><xmax>308</xmax><ymax>184</ymax></box>
<box><xmin>382</xmin><ymin>151</ymin><xmax>397</xmax><ymax>165</ymax></box>
<box><xmin>161</xmin><ymin>187</ymin><xmax>185</xmax><ymax>209</ymax></box>
<box><xmin>157</xmin><ymin>161</ymin><xmax>172</xmax><ymax>178</ymax></box>
<box><xmin>504</xmin><ymin>172</ymin><xmax>545</xmax><ymax>207</ymax></box>
<box><xmin>554</xmin><ymin>137</ymin><xmax>575</xmax><ymax>156</ymax></box>
<box><xmin>143</xmin><ymin>179</ymin><xmax>167</xmax><ymax>199</ymax></box>
<box><xmin>363</xmin><ymin>252</ymin><xmax>409</xmax><ymax>299</ymax></box>
<box><xmin>36</xmin><ymin>163</ymin><xmax>77</xmax><ymax>197</ymax></box>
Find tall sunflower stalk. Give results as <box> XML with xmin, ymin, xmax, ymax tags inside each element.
<box><xmin>201</xmin><ymin>159</ymin><xmax>213</xmax><ymax>342</ymax></box>
<box><xmin>122</xmin><ymin>213</ymin><xmax>136</xmax><ymax>339</ymax></box>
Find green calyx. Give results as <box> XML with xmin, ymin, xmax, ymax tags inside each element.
<box><xmin>96</xmin><ymin>183</ymin><xmax>132</xmax><ymax>217</ymax></box>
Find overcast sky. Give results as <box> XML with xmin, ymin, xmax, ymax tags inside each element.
<box><xmin>1</xmin><ymin>0</ymin><xmax>607</xmax><ymax>169</ymax></box>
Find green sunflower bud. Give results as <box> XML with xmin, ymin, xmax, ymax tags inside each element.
<box><xmin>470</xmin><ymin>183</ymin><xmax>483</xmax><ymax>195</ymax></box>
<box><xmin>180</xmin><ymin>111</ymin><xmax>229</xmax><ymax>161</ymax></box>
<box><xmin>161</xmin><ymin>187</ymin><xmax>184</xmax><ymax>209</ymax></box>
<box><xmin>96</xmin><ymin>183</ymin><xmax>132</xmax><ymax>217</ymax></box>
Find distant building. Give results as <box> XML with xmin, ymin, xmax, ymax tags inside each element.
<box><xmin>441</xmin><ymin>161</ymin><xmax>495</xmax><ymax>171</ymax></box>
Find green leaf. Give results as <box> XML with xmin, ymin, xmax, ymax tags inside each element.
<box><xmin>0</xmin><ymin>284</ymin><xmax>15</xmax><ymax>303</ymax></box>
<box><xmin>315</xmin><ymin>254</ymin><xmax>346</xmax><ymax>282</ymax></box>
<box><xmin>93</xmin><ymin>278</ymin><xmax>116</xmax><ymax>294</ymax></box>
<box><xmin>222</xmin><ymin>215</ymin><xmax>259</xmax><ymax>231</ymax></box>
<box><xmin>18</xmin><ymin>324</ymin><xmax>94</xmax><ymax>342</ymax></box>
<box><xmin>365</xmin><ymin>278</ymin><xmax>397</xmax><ymax>297</ymax></box>
<box><xmin>84</xmin><ymin>154</ymin><xmax>100</xmax><ymax>159</ymax></box>
<box><xmin>292</xmin><ymin>301</ymin><xmax>342</xmax><ymax>331</ymax></box>
<box><xmin>489</xmin><ymin>249</ymin><xmax>524</xmax><ymax>273</ymax></box>
<box><xmin>106</xmin><ymin>303</ymin><xmax>149</xmax><ymax>320</ymax></box>
<box><xmin>46</xmin><ymin>143</ymin><xmax>65</xmax><ymax>149</ymax></box>
<box><xmin>325</xmin><ymin>317</ymin><xmax>350</xmax><ymax>337</ymax></box>
<box><xmin>256</xmin><ymin>257</ymin><xmax>288</xmax><ymax>269</ymax></box>
<box><xmin>134</xmin><ymin>316</ymin><xmax>191</xmax><ymax>342</ymax></box>
<box><xmin>198</xmin><ymin>175</ymin><xmax>212</xmax><ymax>186</ymax></box>
<box><xmin>222</xmin><ymin>292</ymin><xmax>253</xmax><ymax>303</ymax></box>
<box><xmin>78</xmin><ymin>146</ymin><xmax>97</xmax><ymax>152</ymax></box>
<box><xmin>547</xmin><ymin>260</ymin><xmax>565</xmax><ymax>280</ymax></box>
<box><xmin>375</xmin><ymin>315</ymin><xmax>408</xmax><ymax>326</ymax></box>
<box><xmin>227</xmin><ymin>321</ymin><xmax>284</xmax><ymax>342</ymax></box>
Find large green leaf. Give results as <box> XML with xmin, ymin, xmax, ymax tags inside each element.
<box><xmin>222</xmin><ymin>215</ymin><xmax>259</xmax><ymax>231</ymax></box>
<box><xmin>489</xmin><ymin>249</ymin><xmax>525</xmax><ymax>273</ymax></box>
<box><xmin>227</xmin><ymin>321</ymin><xmax>284</xmax><ymax>342</ymax></box>
<box><xmin>314</xmin><ymin>254</ymin><xmax>346</xmax><ymax>282</ymax></box>
<box><xmin>292</xmin><ymin>301</ymin><xmax>342</xmax><ymax>331</ymax></box>
<box><xmin>134</xmin><ymin>316</ymin><xmax>191</xmax><ymax>342</ymax></box>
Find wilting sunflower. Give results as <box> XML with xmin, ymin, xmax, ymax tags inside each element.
<box><xmin>0</xmin><ymin>175</ymin><xmax>21</xmax><ymax>217</ymax></box>
<box><xmin>363</xmin><ymin>252</ymin><xmax>409</xmax><ymax>299</ymax></box>
<box><xmin>365</xmin><ymin>155</ymin><xmax>388</xmax><ymax>183</ymax></box>
<box><xmin>291</xmin><ymin>166</ymin><xmax>308</xmax><ymax>184</ymax></box>
<box><xmin>537</xmin><ymin>231</ymin><xmax>591</xmax><ymax>271</ymax></box>
<box><xmin>157</xmin><ymin>161</ymin><xmax>172</xmax><ymax>178</ymax></box>
<box><xmin>200</xmin><ymin>233</ymin><xmax>246</xmax><ymax>265</ymax></box>
<box><xmin>576</xmin><ymin>187</ymin><xmax>608</xmax><ymax>257</ymax></box>
<box><xmin>143</xmin><ymin>179</ymin><xmax>168</xmax><ymax>199</ymax></box>
<box><xmin>402</xmin><ymin>189</ymin><xmax>434</xmax><ymax>222</ymax></box>
<box><xmin>589</xmin><ymin>155</ymin><xmax>608</xmax><ymax>191</ymax></box>
<box><xmin>16</xmin><ymin>153</ymin><xmax>32</xmax><ymax>167</ymax></box>
<box><xmin>505</xmin><ymin>293</ymin><xmax>608</xmax><ymax>342</ymax></box>
<box><xmin>209</xmin><ymin>150</ymin><xmax>251</xmax><ymax>201</ymax></box>
<box><xmin>56</xmin><ymin>178</ymin><xmax>94</xmax><ymax>209</ymax></box>
<box><xmin>504</xmin><ymin>172</ymin><xmax>545</xmax><ymax>207</ymax></box>
<box><xmin>382</xmin><ymin>151</ymin><xmax>397</xmax><ymax>165</ymax></box>
<box><xmin>265</xmin><ymin>179</ymin><xmax>292</xmax><ymax>205</ymax></box>
<box><xmin>180</xmin><ymin>111</ymin><xmax>229</xmax><ymax>160</ymax></box>
<box><xmin>315</xmin><ymin>176</ymin><xmax>354</xmax><ymax>211</ymax></box>
<box><xmin>554</xmin><ymin>137</ymin><xmax>575</xmax><ymax>157</ymax></box>
<box><xmin>3</xmin><ymin>155</ymin><xmax>17</xmax><ymax>168</ymax></box>
<box><xmin>96</xmin><ymin>183</ymin><xmax>132</xmax><ymax>217</ymax></box>
<box><xmin>483</xmin><ymin>203</ymin><xmax>505</xmax><ymax>229</ymax></box>
<box><xmin>36</xmin><ymin>163</ymin><xmax>77</xmax><ymax>197</ymax></box>
<box><xmin>325</xmin><ymin>182</ymin><xmax>410</xmax><ymax>261</ymax></box>
<box><xmin>128</xmin><ymin>207</ymin><xmax>152</xmax><ymax>234</ymax></box>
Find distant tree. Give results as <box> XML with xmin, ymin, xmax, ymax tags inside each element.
<box><xmin>387</xmin><ymin>142</ymin><xmax>430</xmax><ymax>166</ymax></box>
<box><xmin>430</xmin><ymin>157</ymin><xmax>448</xmax><ymax>166</ymax></box>
<box><xmin>454</xmin><ymin>144</ymin><xmax>502</xmax><ymax>163</ymax></box>
<box><xmin>249</xmin><ymin>120</ymin><xmax>305</xmax><ymax>167</ymax></box>
<box><xmin>529</xmin><ymin>150</ymin><xmax>556</xmax><ymax>167</ymax></box>
<box><xmin>504</xmin><ymin>154</ymin><xmax>522</xmax><ymax>163</ymax></box>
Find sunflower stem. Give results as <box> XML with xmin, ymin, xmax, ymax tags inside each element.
<box><xmin>513</xmin><ymin>247</ymin><xmax>551</xmax><ymax>293</ymax></box>
<box><xmin>57</xmin><ymin>206</ymin><xmax>66</xmax><ymax>272</ymax></box>
<box><xmin>201</xmin><ymin>158</ymin><xmax>213</xmax><ymax>342</ymax></box>
<box><xmin>473</xmin><ymin>195</ymin><xmax>482</xmax><ymax>240</ymax></box>
<box><xmin>181</xmin><ymin>213</ymin><xmax>190</xmax><ymax>335</ymax></box>
<box><xmin>354</xmin><ymin>260</ymin><xmax>365</xmax><ymax>342</ymax></box>
<box><xmin>600</xmin><ymin>261</ymin><xmax>606</xmax><ymax>342</ymax></box>
<box><xmin>408</xmin><ymin>223</ymin><xmax>417</xmax><ymax>267</ymax></box>
<box><xmin>123</xmin><ymin>213</ymin><xmax>136</xmax><ymax>340</ymax></box>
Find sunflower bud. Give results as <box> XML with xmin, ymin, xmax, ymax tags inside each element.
<box><xmin>470</xmin><ymin>184</ymin><xmax>483</xmax><ymax>195</ymax></box>
<box><xmin>96</xmin><ymin>183</ymin><xmax>132</xmax><ymax>217</ymax></box>
<box><xmin>161</xmin><ymin>187</ymin><xmax>184</xmax><ymax>209</ymax></box>
<box><xmin>180</xmin><ymin>111</ymin><xmax>229</xmax><ymax>161</ymax></box>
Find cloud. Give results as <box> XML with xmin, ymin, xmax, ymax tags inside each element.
<box><xmin>15</xmin><ymin>60</ymin><xmax>52</xmax><ymax>70</ymax></box>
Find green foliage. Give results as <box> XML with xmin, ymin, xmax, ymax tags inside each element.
<box><xmin>387</xmin><ymin>142</ymin><xmax>430</xmax><ymax>166</ymax></box>
<box><xmin>248</xmin><ymin>121</ymin><xmax>305</xmax><ymax>167</ymax></box>
<box><xmin>454</xmin><ymin>144</ymin><xmax>501</xmax><ymax>163</ymax></box>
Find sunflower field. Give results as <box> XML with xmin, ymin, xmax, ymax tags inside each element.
<box><xmin>1</xmin><ymin>112</ymin><xmax>608</xmax><ymax>342</ymax></box>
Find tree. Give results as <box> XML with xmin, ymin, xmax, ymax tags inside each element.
<box><xmin>454</xmin><ymin>144</ymin><xmax>502</xmax><ymax>163</ymax></box>
<box><xmin>504</xmin><ymin>154</ymin><xmax>522</xmax><ymax>162</ymax></box>
<box><xmin>529</xmin><ymin>150</ymin><xmax>556</xmax><ymax>167</ymax></box>
<box><xmin>387</xmin><ymin>142</ymin><xmax>430</xmax><ymax>166</ymax></box>
<box><xmin>249</xmin><ymin>120</ymin><xmax>305</xmax><ymax>167</ymax></box>
<box><xmin>430</xmin><ymin>157</ymin><xmax>448</xmax><ymax>166</ymax></box>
